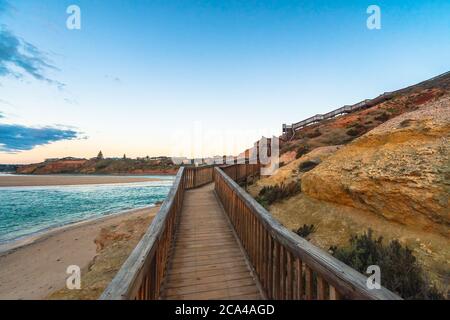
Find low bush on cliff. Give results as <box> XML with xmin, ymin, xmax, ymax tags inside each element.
<box><xmin>280</xmin><ymin>143</ymin><xmax>298</xmax><ymax>154</ymax></box>
<box><xmin>346</xmin><ymin>124</ymin><xmax>367</xmax><ymax>137</ymax></box>
<box><xmin>329</xmin><ymin>229</ymin><xmax>445</xmax><ymax>300</ymax></box>
<box><xmin>294</xmin><ymin>224</ymin><xmax>317</xmax><ymax>240</ymax></box>
<box><xmin>95</xmin><ymin>159</ymin><xmax>114</xmax><ymax>170</ymax></box>
<box><xmin>256</xmin><ymin>181</ymin><xmax>301</xmax><ymax>208</ymax></box>
<box><xmin>298</xmin><ymin>160</ymin><xmax>320</xmax><ymax>172</ymax></box>
<box><xmin>295</xmin><ymin>145</ymin><xmax>310</xmax><ymax>159</ymax></box>
<box><xmin>374</xmin><ymin>112</ymin><xmax>390</xmax><ymax>122</ymax></box>
<box><xmin>306</xmin><ymin>129</ymin><xmax>322</xmax><ymax>139</ymax></box>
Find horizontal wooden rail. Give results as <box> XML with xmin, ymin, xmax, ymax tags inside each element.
<box><xmin>283</xmin><ymin>71</ymin><xmax>450</xmax><ymax>138</ymax></box>
<box><xmin>220</xmin><ymin>163</ymin><xmax>260</xmax><ymax>184</ymax></box>
<box><xmin>184</xmin><ymin>166</ymin><xmax>214</xmax><ymax>189</ymax></box>
<box><xmin>214</xmin><ymin>166</ymin><xmax>401</xmax><ymax>300</ymax></box>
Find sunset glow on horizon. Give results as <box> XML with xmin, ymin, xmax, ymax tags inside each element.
<box><xmin>1</xmin><ymin>0</ymin><xmax>449</xmax><ymax>164</ymax></box>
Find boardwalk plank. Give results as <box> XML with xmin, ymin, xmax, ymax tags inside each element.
<box><xmin>161</xmin><ymin>183</ymin><xmax>262</xmax><ymax>300</ymax></box>
<box><xmin>164</xmin><ymin>271</ymin><xmax>252</xmax><ymax>289</ymax></box>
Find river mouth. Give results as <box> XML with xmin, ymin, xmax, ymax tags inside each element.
<box><xmin>0</xmin><ymin>176</ymin><xmax>174</xmax><ymax>244</ymax></box>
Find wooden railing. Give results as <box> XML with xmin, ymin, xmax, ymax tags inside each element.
<box><xmin>184</xmin><ymin>165</ymin><xmax>214</xmax><ymax>189</ymax></box>
<box><xmin>214</xmin><ymin>165</ymin><xmax>401</xmax><ymax>300</ymax></box>
<box><xmin>283</xmin><ymin>71</ymin><xmax>450</xmax><ymax>138</ymax></box>
<box><xmin>101</xmin><ymin>163</ymin><xmax>401</xmax><ymax>300</ymax></box>
<box><xmin>220</xmin><ymin>163</ymin><xmax>260</xmax><ymax>184</ymax></box>
<box><xmin>100</xmin><ymin>166</ymin><xmax>215</xmax><ymax>300</ymax></box>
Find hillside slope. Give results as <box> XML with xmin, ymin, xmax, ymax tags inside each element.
<box><xmin>279</xmin><ymin>72</ymin><xmax>450</xmax><ymax>164</ymax></box>
<box><xmin>302</xmin><ymin>95</ymin><xmax>450</xmax><ymax>235</ymax></box>
<box><xmin>248</xmin><ymin>73</ymin><xmax>450</xmax><ymax>293</ymax></box>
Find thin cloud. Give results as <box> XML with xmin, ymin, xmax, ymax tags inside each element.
<box><xmin>0</xmin><ymin>25</ymin><xmax>65</xmax><ymax>88</ymax></box>
<box><xmin>0</xmin><ymin>124</ymin><xmax>78</xmax><ymax>153</ymax></box>
<box><xmin>105</xmin><ymin>74</ymin><xmax>122</xmax><ymax>83</ymax></box>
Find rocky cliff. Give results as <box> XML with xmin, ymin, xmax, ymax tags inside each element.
<box><xmin>16</xmin><ymin>158</ymin><xmax>179</xmax><ymax>175</ymax></box>
<box><xmin>246</xmin><ymin>74</ymin><xmax>450</xmax><ymax>292</ymax></box>
<box><xmin>302</xmin><ymin>96</ymin><xmax>450</xmax><ymax>236</ymax></box>
<box><xmin>280</xmin><ymin>72</ymin><xmax>450</xmax><ymax>160</ymax></box>
<box><xmin>17</xmin><ymin>159</ymin><xmax>88</xmax><ymax>174</ymax></box>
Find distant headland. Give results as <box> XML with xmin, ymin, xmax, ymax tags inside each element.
<box><xmin>12</xmin><ymin>152</ymin><xmax>179</xmax><ymax>175</ymax></box>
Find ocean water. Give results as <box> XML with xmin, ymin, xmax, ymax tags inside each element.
<box><xmin>0</xmin><ymin>176</ymin><xmax>174</xmax><ymax>243</ymax></box>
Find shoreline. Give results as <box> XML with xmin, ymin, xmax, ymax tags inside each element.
<box><xmin>0</xmin><ymin>174</ymin><xmax>173</xmax><ymax>187</ymax></box>
<box><xmin>10</xmin><ymin>172</ymin><xmax>177</xmax><ymax>176</ymax></box>
<box><xmin>0</xmin><ymin>205</ymin><xmax>159</xmax><ymax>254</ymax></box>
<box><xmin>0</xmin><ymin>205</ymin><xmax>160</xmax><ymax>300</ymax></box>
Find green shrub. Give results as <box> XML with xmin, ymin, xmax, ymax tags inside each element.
<box><xmin>256</xmin><ymin>181</ymin><xmax>301</xmax><ymax>208</ymax></box>
<box><xmin>95</xmin><ymin>159</ymin><xmax>113</xmax><ymax>170</ymax></box>
<box><xmin>294</xmin><ymin>224</ymin><xmax>317</xmax><ymax>240</ymax></box>
<box><xmin>329</xmin><ymin>229</ymin><xmax>445</xmax><ymax>300</ymax></box>
<box><xmin>281</xmin><ymin>143</ymin><xmax>297</xmax><ymax>153</ymax></box>
<box><xmin>375</xmin><ymin>112</ymin><xmax>390</xmax><ymax>122</ymax></box>
<box><xmin>387</xmin><ymin>107</ymin><xmax>398</xmax><ymax>114</ymax></box>
<box><xmin>306</xmin><ymin>129</ymin><xmax>322</xmax><ymax>139</ymax></box>
<box><xmin>346</xmin><ymin>122</ymin><xmax>359</xmax><ymax>129</ymax></box>
<box><xmin>298</xmin><ymin>160</ymin><xmax>320</xmax><ymax>172</ymax></box>
<box><xmin>346</xmin><ymin>124</ymin><xmax>367</xmax><ymax>137</ymax></box>
<box><xmin>295</xmin><ymin>145</ymin><xmax>310</xmax><ymax>159</ymax></box>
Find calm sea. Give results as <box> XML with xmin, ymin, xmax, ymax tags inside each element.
<box><xmin>0</xmin><ymin>175</ymin><xmax>174</xmax><ymax>243</ymax></box>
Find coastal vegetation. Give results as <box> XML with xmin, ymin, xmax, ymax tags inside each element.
<box><xmin>294</xmin><ymin>224</ymin><xmax>317</xmax><ymax>240</ymax></box>
<box><xmin>255</xmin><ymin>181</ymin><xmax>301</xmax><ymax>208</ymax></box>
<box><xmin>295</xmin><ymin>145</ymin><xmax>310</xmax><ymax>159</ymax></box>
<box><xmin>329</xmin><ymin>229</ymin><xmax>446</xmax><ymax>300</ymax></box>
<box><xmin>298</xmin><ymin>160</ymin><xmax>320</xmax><ymax>172</ymax></box>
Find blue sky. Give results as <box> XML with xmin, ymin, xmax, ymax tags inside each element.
<box><xmin>0</xmin><ymin>0</ymin><xmax>449</xmax><ymax>163</ymax></box>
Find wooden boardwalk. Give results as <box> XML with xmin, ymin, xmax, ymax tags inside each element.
<box><xmin>101</xmin><ymin>166</ymin><xmax>400</xmax><ymax>301</ymax></box>
<box><xmin>161</xmin><ymin>183</ymin><xmax>263</xmax><ymax>300</ymax></box>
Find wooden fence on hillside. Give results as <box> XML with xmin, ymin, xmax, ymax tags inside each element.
<box><xmin>282</xmin><ymin>71</ymin><xmax>450</xmax><ymax>139</ymax></box>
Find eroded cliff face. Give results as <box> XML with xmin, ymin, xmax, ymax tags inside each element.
<box><xmin>16</xmin><ymin>159</ymin><xmax>88</xmax><ymax>174</ymax></box>
<box><xmin>302</xmin><ymin>96</ymin><xmax>450</xmax><ymax>235</ymax></box>
<box><xmin>15</xmin><ymin>158</ymin><xmax>179</xmax><ymax>175</ymax></box>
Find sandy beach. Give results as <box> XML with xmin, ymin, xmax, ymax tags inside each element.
<box><xmin>0</xmin><ymin>174</ymin><xmax>163</xmax><ymax>187</ymax></box>
<box><xmin>0</xmin><ymin>206</ymin><xmax>159</xmax><ymax>300</ymax></box>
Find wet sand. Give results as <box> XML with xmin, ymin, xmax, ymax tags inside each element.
<box><xmin>0</xmin><ymin>206</ymin><xmax>159</xmax><ymax>300</ymax></box>
<box><xmin>0</xmin><ymin>174</ymin><xmax>163</xmax><ymax>187</ymax></box>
